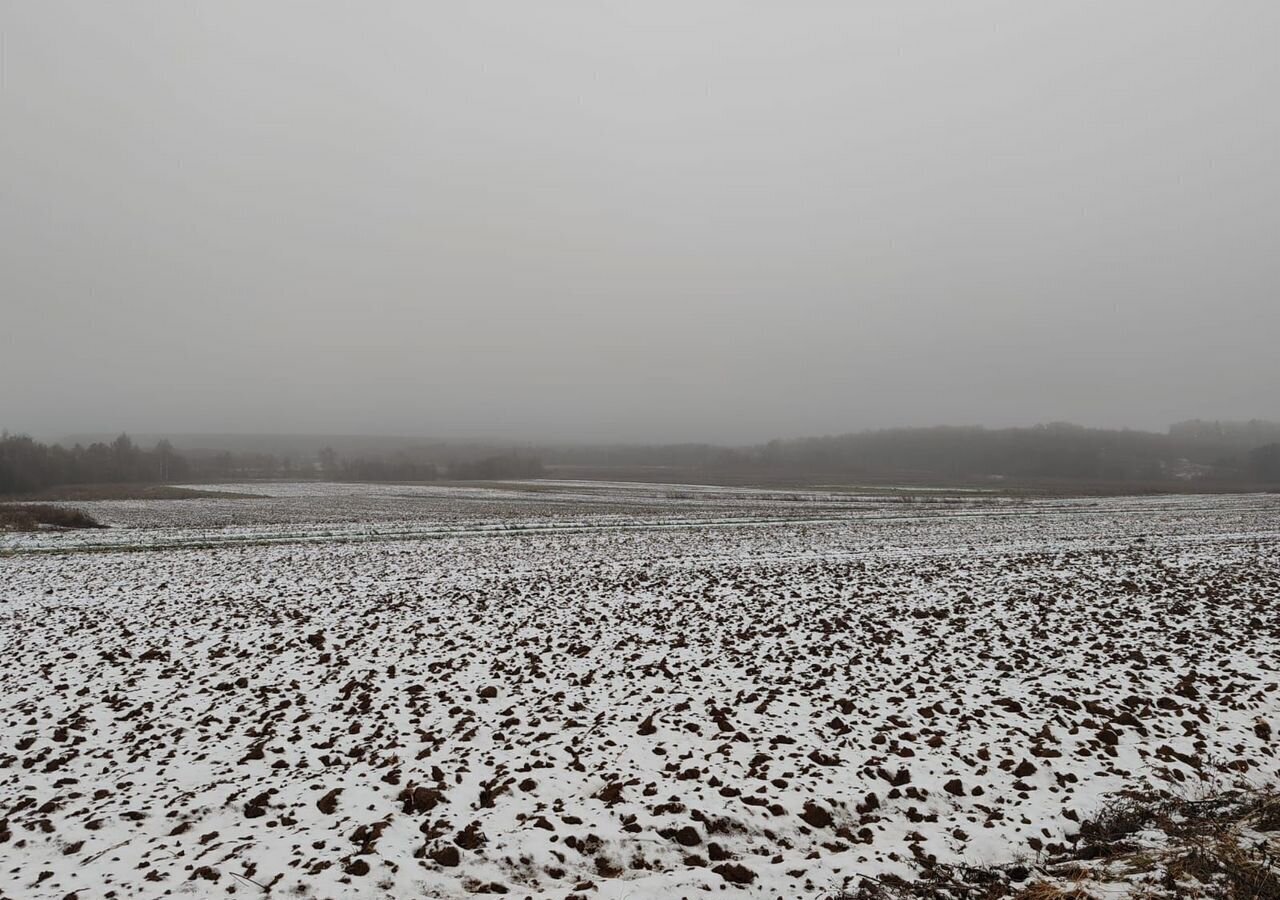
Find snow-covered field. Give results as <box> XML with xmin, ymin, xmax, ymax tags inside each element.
<box><xmin>2</xmin><ymin>482</ymin><xmax>1278</xmax><ymax>899</ymax></box>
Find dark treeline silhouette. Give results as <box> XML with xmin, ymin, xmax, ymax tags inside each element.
<box><xmin>314</xmin><ymin>446</ymin><xmax>438</xmax><ymax>482</ymax></box>
<box><xmin>318</xmin><ymin>421</ymin><xmax>1278</xmax><ymax>486</ymax></box>
<box><xmin>448</xmin><ymin>452</ymin><xmax>545</xmax><ymax>481</ymax></box>
<box><xmin>544</xmin><ymin>442</ymin><xmax>736</xmax><ymax>470</ymax></box>
<box><xmin>737</xmin><ymin>424</ymin><xmax>1174</xmax><ymax>481</ymax></box>
<box><xmin>545</xmin><ymin>421</ymin><xmax>1280</xmax><ymax>487</ymax></box>
<box><xmin>183</xmin><ymin>449</ymin><xmax>306</xmax><ymax>481</ymax></box>
<box><xmin>692</xmin><ymin>421</ymin><xmax>1280</xmax><ymax>486</ymax></box>
<box><xmin>1167</xmin><ymin>418</ymin><xmax>1280</xmax><ymax>446</ymax></box>
<box><xmin>332</xmin><ymin>456</ymin><xmax>439</xmax><ymax>483</ymax></box>
<box><xmin>5</xmin><ymin>420</ymin><xmax>1278</xmax><ymax>495</ymax></box>
<box><xmin>315</xmin><ymin>447</ymin><xmax>542</xmax><ymax>481</ymax></box>
<box><xmin>0</xmin><ymin>433</ymin><xmax>541</xmax><ymax>494</ymax></box>
<box><xmin>1252</xmin><ymin>444</ymin><xmax>1280</xmax><ymax>482</ymax></box>
<box><xmin>0</xmin><ymin>432</ymin><xmax>188</xmax><ymax>495</ymax></box>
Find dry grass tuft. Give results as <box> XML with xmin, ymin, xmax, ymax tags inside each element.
<box><xmin>832</xmin><ymin>788</ymin><xmax>1280</xmax><ymax>900</ymax></box>
<box><xmin>0</xmin><ymin>504</ymin><xmax>104</xmax><ymax>531</ymax></box>
<box><xmin>1014</xmin><ymin>881</ymin><xmax>1093</xmax><ymax>900</ymax></box>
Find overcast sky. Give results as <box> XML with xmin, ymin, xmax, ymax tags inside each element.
<box><xmin>3</xmin><ymin>2</ymin><xmax>1277</xmax><ymax>443</ymax></box>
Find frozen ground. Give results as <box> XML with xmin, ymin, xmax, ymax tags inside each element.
<box><xmin>1</xmin><ymin>482</ymin><xmax>1278</xmax><ymax>899</ymax></box>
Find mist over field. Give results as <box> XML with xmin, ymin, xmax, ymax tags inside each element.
<box><xmin>4</xmin><ymin>2</ymin><xmax>1278</xmax><ymax>443</ymax></box>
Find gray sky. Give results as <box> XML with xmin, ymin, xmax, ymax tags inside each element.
<box><xmin>3</xmin><ymin>2</ymin><xmax>1278</xmax><ymax>444</ymax></box>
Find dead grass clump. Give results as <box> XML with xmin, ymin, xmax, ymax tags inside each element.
<box><xmin>833</xmin><ymin>788</ymin><xmax>1279</xmax><ymax>900</ymax></box>
<box><xmin>1163</xmin><ymin>835</ymin><xmax>1280</xmax><ymax>900</ymax></box>
<box><xmin>0</xmin><ymin>504</ymin><xmax>104</xmax><ymax>531</ymax></box>
<box><xmin>1075</xmin><ymin>791</ymin><xmax>1259</xmax><ymax>858</ymax></box>
<box><xmin>1251</xmin><ymin>796</ymin><xmax>1280</xmax><ymax>833</ymax></box>
<box><xmin>1014</xmin><ymin>881</ymin><xmax>1093</xmax><ymax>900</ymax></box>
<box><xmin>844</xmin><ymin>862</ymin><xmax>1042</xmax><ymax>900</ymax></box>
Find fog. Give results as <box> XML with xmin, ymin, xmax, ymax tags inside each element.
<box><xmin>3</xmin><ymin>2</ymin><xmax>1277</xmax><ymax>444</ymax></box>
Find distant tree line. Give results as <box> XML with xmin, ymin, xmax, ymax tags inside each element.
<box><xmin>1167</xmin><ymin>418</ymin><xmax>1280</xmax><ymax>446</ymax></box>
<box><xmin>1</xmin><ymin>432</ymin><xmax>545</xmax><ymax>495</ymax></box>
<box><xmin>4</xmin><ymin>421</ymin><xmax>1277</xmax><ymax>496</ymax></box>
<box><xmin>313</xmin><ymin>446</ymin><xmax>439</xmax><ymax>481</ymax></box>
<box><xmin>317</xmin><ymin>448</ymin><xmax>543</xmax><ymax>481</ymax></box>
<box><xmin>0</xmin><ymin>432</ymin><xmax>188</xmax><ymax>495</ymax></box>
<box><xmin>447</xmin><ymin>452</ymin><xmax>545</xmax><ymax>480</ymax></box>
<box><xmin>547</xmin><ymin>421</ymin><xmax>1280</xmax><ymax>487</ymax></box>
<box><xmin>330</xmin><ymin>455</ymin><xmax>439</xmax><ymax>482</ymax></box>
<box><xmin>1251</xmin><ymin>444</ymin><xmax>1280</xmax><ymax>482</ymax></box>
<box><xmin>731</xmin><ymin>424</ymin><xmax>1169</xmax><ymax>482</ymax></box>
<box><xmin>698</xmin><ymin>422</ymin><xmax>1280</xmax><ymax>485</ymax></box>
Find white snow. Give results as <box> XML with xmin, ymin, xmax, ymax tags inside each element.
<box><xmin>1</xmin><ymin>483</ymin><xmax>1277</xmax><ymax>898</ymax></box>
